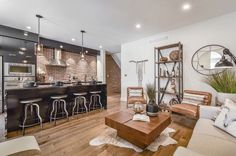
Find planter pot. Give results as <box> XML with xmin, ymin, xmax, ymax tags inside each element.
<box><xmin>146</xmin><ymin>100</ymin><xmax>159</xmax><ymax>117</ymax></box>
<box><xmin>217</xmin><ymin>92</ymin><xmax>236</xmax><ymax>104</ymax></box>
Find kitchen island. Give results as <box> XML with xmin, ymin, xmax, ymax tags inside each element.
<box><xmin>5</xmin><ymin>84</ymin><xmax>107</xmax><ymax>132</ymax></box>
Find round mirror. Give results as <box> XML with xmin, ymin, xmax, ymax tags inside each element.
<box><xmin>192</xmin><ymin>45</ymin><xmax>226</xmax><ymax>75</ymax></box>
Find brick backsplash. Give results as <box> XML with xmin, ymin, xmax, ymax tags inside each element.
<box><xmin>37</xmin><ymin>48</ymin><xmax>97</xmax><ymax>82</ymax></box>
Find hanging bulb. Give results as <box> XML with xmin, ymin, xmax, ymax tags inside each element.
<box><xmin>37</xmin><ymin>44</ymin><xmax>41</xmax><ymax>51</ymax></box>
<box><xmin>81</xmin><ymin>53</ymin><xmax>85</xmax><ymax>59</ymax></box>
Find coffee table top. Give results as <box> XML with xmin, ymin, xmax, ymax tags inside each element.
<box><xmin>105</xmin><ymin>110</ymin><xmax>171</xmax><ymax>135</ymax></box>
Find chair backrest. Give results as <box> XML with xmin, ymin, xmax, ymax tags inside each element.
<box><xmin>183</xmin><ymin>90</ymin><xmax>212</xmax><ymax>106</ymax></box>
<box><xmin>127</xmin><ymin>87</ymin><xmax>144</xmax><ymax>97</ymax></box>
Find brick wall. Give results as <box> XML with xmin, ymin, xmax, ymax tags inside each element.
<box><xmin>37</xmin><ymin>48</ymin><xmax>97</xmax><ymax>82</ymax></box>
<box><xmin>106</xmin><ymin>54</ymin><xmax>121</xmax><ymax>95</ymax></box>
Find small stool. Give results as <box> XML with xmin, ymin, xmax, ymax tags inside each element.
<box><xmin>49</xmin><ymin>95</ymin><xmax>69</xmax><ymax>125</ymax></box>
<box><xmin>19</xmin><ymin>98</ymin><xmax>43</xmax><ymax>135</ymax></box>
<box><xmin>89</xmin><ymin>91</ymin><xmax>103</xmax><ymax>111</ymax></box>
<box><xmin>72</xmin><ymin>92</ymin><xmax>88</xmax><ymax>116</ymax></box>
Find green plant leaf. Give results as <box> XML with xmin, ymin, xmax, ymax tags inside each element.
<box><xmin>204</xmin><ymin>70</ymin><xmax>236</xmax><ymax>93</ymax></box>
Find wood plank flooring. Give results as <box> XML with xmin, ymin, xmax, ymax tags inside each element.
<box><xmin>8</xmin><ymin>95</ymin><xmax>194</xmax><ymax>156</ymax></box>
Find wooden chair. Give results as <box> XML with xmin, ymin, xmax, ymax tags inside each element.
<box><xmin>127</xmin><ymin>87</ymin><xmax>147</xmax><ymax>108</ymax></box>
<box><xmin>170</xmin><ymin>90</ymin><xmax>212</xmax><ymax>119</ymax></box>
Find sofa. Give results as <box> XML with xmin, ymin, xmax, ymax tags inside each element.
<box><xmin>0</xmin><ymin>136</ymin><xmax>40</xmax><ymax>156</ymax></box>
<box><xmin>174</xmin><ymin>105</ymin><xmax>236</xmax><ymax>156</ymax></box>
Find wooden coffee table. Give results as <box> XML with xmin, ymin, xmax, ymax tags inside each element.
<box><xmin>105</xmin><ymin>111</ymin><xmax>171</xmax><ymax>149</ymax></box>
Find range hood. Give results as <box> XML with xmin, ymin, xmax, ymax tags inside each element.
<box><xmin>47</xmin><ymin>49</ymin><xmax>67</xmax><ymax>67</ymax></box>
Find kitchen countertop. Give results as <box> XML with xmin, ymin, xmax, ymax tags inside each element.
<box><xmin>5</xmin><ymin>83</ymin><xmax>106</xmax><ymax>91</ymax></box>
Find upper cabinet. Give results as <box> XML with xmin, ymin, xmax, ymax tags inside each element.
<box><xmin>0</xmin><ymin>36</ymin><xmax>36</xmax><ymax>64</ymax></box>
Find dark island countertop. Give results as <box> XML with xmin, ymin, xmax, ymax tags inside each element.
<box><xmin>6</xmin><ymin>84</ymin><xmax>107</xmax><ymax>132</ymax></box>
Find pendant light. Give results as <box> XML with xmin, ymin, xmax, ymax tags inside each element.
<box><xmin>80</xmin><ymin>30</ymin><xmax>88</xmax><ymax>60</ymax></box>
<box><xmin>36</xmin><ymin>14</ymin><xmax>43</xmax><ymax>55</ymax></box>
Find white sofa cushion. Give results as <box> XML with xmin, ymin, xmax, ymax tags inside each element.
<box><xmin>187</xmin><ymin>118</ymin><xmax>236</xmax><ymax>156</ymax></box>
<box><xmin>214</xmin><ymin>106</ymin><xmax>236</xmax><ymax>137</ymax></box>
<box><xmin>188</xmin><ymin>132</ymin><xmax>236</xmax><ymax>156</ymax></box>
<box><xmin>193</xmin><ymin>118</ymin><xmax>236</xmax><ymax>143</ymax></box>
<box><xmin>0</xmin><ymin>136</ymin><xmax>40</xmax><ymax>156</ymax></box>
<box><xmin>174</xmin><ymin>147</ymin><xmax>205</xmax><ymax>156</ymax></box>
<box><xmin>199</xmin><ymin>105</ymin><xmax>221</xmax><ymax>120</ymax></box>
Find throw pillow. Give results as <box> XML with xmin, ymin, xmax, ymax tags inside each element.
<box><xmin>224</xmin><ymin>98</ymin><xmax>236</xmax><ymax>110</ymax></box>
<box><xmin>181</xmin><ymin>93</ymin><xmax>205</xmax><ymax>106</ymax></box>
<box><xmin>214</xmin><ymin>106</ymin><xmax>236</xmax><ymax>137</ymax></box>
<box><xmin>129</xmin><ymin>90</ymin><xmax>142</xmax><ymax>97</ymax></box>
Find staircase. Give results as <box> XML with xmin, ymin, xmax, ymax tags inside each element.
<box><xmin>110</xmin><ymin>53</ymin><xmax>121</xmax><ymax>68</ymax></box>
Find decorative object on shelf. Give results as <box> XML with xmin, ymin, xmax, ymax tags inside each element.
<box><xmin>191</xmin><ymin>44</ymin><xmax>228</xmax><ymax>76</ymax></box>
<box><xmin>169</xmin><ymin>50</ymin><xmax>180</xmax><ymax>61</ymax></box>
<box><xmin>169</xmin><ymin>98</ymin><xmax>179</xmax><ymax>105</ymax></box>
<box><xmin>159</xmin><ymin>102</ymin><xmax>170</xmax><ymax>112</ymax></box>
<box><xmin>133</xmin><ymin>102</ymin><xmax>144</xmax><ymax>114</ymax></box>
<box><xmin>170</xmin><ymin>79</ymin><xmax>176</xmax><ymax>93</ymax></box>
<box><xmin>160</xmin><ymin>57</ymin><xmax>168</xmax><ymax>62</ymax></box>
<box><xmin>171</xmin><ymin>69</ymin><xmax>175</xmax><ymax>77</ymax></box>
<box><xmin>129</xmin><ymin>60</ymin><xmax>148</xmax><ymax>86</ymax></box>
<box><xmin>80</xmin><ymin>30</ymin><xmax>88</xmax><ymax>60</ymax></box>
<box><xmin>146</xmin><ymin>83</ymin><xmax>159</xmax><ymax>117</ymax></box>
<box><xmin>36</xmin><ymin>14</ymin><xmax>44</xmax><ymax>55</ymax></box>
<box><xmin>176</xmin><ymin>67</ymin><xmax>179</xmax><ymax>77</ymax></box>
<box><xmin>155</xmin><ymin>42</ymin><xmax>183</xmax><ymax>104</ymax></box>
<box><xmin>205</xmin><ymin>70</ymin><xmax>236</xmax><ymax>104</ymax></box>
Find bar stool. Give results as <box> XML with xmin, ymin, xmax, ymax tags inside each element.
<box><xmin>49</xmin><ymin>95</ymin><xmax>69</xmax><ymax>125</ymax></box>
<box><xmin>19</xmin><ymin>98</ymin><xmax>43</xmax><ymax>135</ymax></box>
<box><xmin>89</xmin><ymin>91</ymin><xmax>103</xmax><ymax>111</ymax></box>
<box><xmin>72</xmin><ymin>92</ymin><xmax>88</xmax><ymax>116</ymax></box>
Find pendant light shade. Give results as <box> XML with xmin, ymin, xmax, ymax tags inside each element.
<box><xmin>215</xmin><ymin>48</ymin><xmax>236</xmax><ymax>69</ymax></box>
<box><xmin>36</xmin><ymin>14</ymin><xmax>43</xmax><ymax>55</ymax></box>
<box><xmin>81</xmin><ymin>30</ymin><xmax>87</xmax><ymax>60</ymax></box>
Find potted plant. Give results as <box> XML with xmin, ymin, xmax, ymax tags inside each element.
<box><xmin>146</xmin><ymin>83</ymin><xmax>159</xmax><ymax>116</ymax></box>
<box><xmin>205</xmin><ymin>70</ymin><xmax>236</xmax><ymax>104</ymax></box>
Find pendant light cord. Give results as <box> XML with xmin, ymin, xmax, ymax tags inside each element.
<box><xmin>82</xmin><ymin>31</ymin><xmax>84</xmax><ymax>54</ymax></box>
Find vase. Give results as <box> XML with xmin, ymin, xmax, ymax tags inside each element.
<box><xmin>146</xmin><ymin>100</ymin><xmax>159</xmax><ymax>117</ymax></box>
<box><xmin>217</xmin><ymin>92</ymin><xmax>236</xmax><ymax>104</ymax></box>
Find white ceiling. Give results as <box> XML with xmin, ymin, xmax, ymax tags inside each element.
<box><xmin>1</xmin><ymin>0</ymin><xmax>236</xmax><ymax>53</ymax></box>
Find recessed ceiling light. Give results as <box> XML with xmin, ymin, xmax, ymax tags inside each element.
<box><xmin>20</xmin><ymin>47</ymin><xmax>27</xmax><ymax>51</ymax></box>
<box><xmin>24</xmin><ymin>31</ymin><xmax>28</xmax><ymax>36</ymax></box>
<box><xmin>182</xmin><ymin>3</ymin><xmax>191</xmax><ymax>11</ymax></box>
<box><xmin>19</xmin><ymin>51</ymin><xmax>25</xmax><ymax>55</ymax></box>
<box><xmin>135</xmin><ymin>24</ymin><xmax>141</xmax><ymax>29</ymax></box>
<box><xmin>26</xmin><ymin>26</ymin><xmax>31</xmax><ymax>30</ymax></box>
<box><xmin>23</xmin><ymin>60</ymin><xmax>28</xmax><ymax>63</ymax></box>
<box><xmin>99</xmin><ymin>45</ymin><xmax>103</xmax><ymax>49</ymax></box>
<box><xmin>71</xmin><ymin>38</ymin><xmax>76</xmax><ymax>42</ymax></box>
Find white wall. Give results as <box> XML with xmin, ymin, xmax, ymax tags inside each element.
<box><xmin>97</xmin><ymin>50</ymin><xmax>106</xmax><ymax>83</ymax></box>
<box><xmin>121</xmin><ymin>11</ymin><xmax>236</xmax><ymax>103</ymax></box>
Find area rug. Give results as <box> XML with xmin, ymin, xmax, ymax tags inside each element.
<box><xmin>89</xmin><ymin>127</ymin><xmax>177</xmax><ymax>152</ymax></box>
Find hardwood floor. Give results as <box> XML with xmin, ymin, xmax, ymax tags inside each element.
<box><xmin>8</xmin><ymin>94</ymin><xmax>194</xmax><ymax>156</ymax></box>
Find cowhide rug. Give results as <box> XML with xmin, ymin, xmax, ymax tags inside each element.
<box><xmin>89</xmin><ymin>127</ymin><xmax>177</xmax><ymax>152</ymax></box>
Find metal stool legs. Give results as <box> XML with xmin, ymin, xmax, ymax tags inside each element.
<box><xmin>89</xmin><ymin>94</ymin><xmax>103</xmax><ymax>111</ymax></box>
<box><xmin>21</xmin><ymin>103</ymin><xmax>43</xmax><ymax>135</ymax></box>
<box><xmin>72</xmin><ymin>96</ymin><xmax>88</xmax><ymax>116</ymax></box>
<box><xmin>50</xmin><ymin>99</ymin><xmax>69</xmax><ymax>126</ymax></box>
